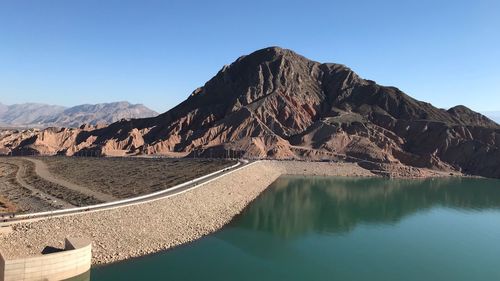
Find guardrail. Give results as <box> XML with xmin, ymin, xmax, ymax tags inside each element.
<box><xmin>1</xmin><ymin>159</ymin><xmax>252</xmax><ymax>225</ymax></box>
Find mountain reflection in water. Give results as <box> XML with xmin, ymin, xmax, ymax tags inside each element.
<box><xmin>91</xmin><ymin>176</ymin><xmax>500</xmax><ymax>281</ymax></box>
<box><xmin>234</xmin><ymin>176</ymin><xmax>500</xmax><ymax>238</ymax></box>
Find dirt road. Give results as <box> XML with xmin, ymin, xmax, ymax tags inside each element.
<box><xmin>23</xmin><ymin>158</ymin><xmax>117</xmax><ymax>202</ymax></box>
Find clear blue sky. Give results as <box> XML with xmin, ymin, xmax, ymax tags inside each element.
<box><xmin>1</xmin><ymin>0</ymin><xmax>499</xmax><ymax>113</ymax></box>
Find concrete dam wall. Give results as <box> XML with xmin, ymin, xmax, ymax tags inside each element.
<box><xmin>0</xmin><ymin>237</ymin><xmax>91</xmax><ymax>281</ymax></box>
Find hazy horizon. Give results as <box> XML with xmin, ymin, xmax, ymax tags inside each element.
<box><xmin>1</xmin><ymin>0</ymin><xmax>499</xmax><ymax>113</ymax></box>
<box><xmin>0</xmin><ymin>99</ymin><xmax>498</xmax><ymax>119</ymax></box>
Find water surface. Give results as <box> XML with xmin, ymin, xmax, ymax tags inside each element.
<box><xmin>88</xmin><ymin>176</ymin><xmax>500</xmax><ymax>281</ymax></box>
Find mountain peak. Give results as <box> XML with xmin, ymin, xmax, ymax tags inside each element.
<box><xmin>447</xmin><ymin>105</ymin><xmax>498</xmax><ymax>127</ymax></box>
<box><xmin>248</xmin><ymin>46</ymin><xmax>295</xmax><ymax>57</ymax></box>
<box><xmin>237</xmin><ymin>46</ymin><xmax>307</xmax><ymax>65</ymax></box>
<box><xmin>2</xmin><ymin>47</ymin><xmax>500</xmax><ymax>179</ymax></box>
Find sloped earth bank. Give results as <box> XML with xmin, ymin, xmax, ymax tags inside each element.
<box><xmin>0</xmin><ymin>161</ymin><xmax>459</xmax><ymax>265</ymax></box>
<box><xmin>0</xmin><ymin>161</ymin><xmax>368</xmax><ymax>264</ymax></box>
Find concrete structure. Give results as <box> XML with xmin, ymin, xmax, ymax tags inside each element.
<box><xmin>0</xmin><ymin>237</ymin><xmax>91</xmax><ymax>281</ymax></box>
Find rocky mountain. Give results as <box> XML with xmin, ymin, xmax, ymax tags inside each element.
<box><xmin>0</xmin><ymin>103</ymin><xmax>8</xmax><ymax>115</ymax></box>
<box><xmin>1</xmin><ymin>47</ymin><xmax>499</xmax><ymax>178</ymax></box>
<box><xmin>0</xmin><ymin>102</ymin><xmax>158</xmax><ymax>128</ymax></box>
<box><xmin>0</xmin><ymin>103</ymin><xmax>66</xmax><ymax>127</ymax></box>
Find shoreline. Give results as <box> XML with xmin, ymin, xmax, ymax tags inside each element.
<box><xmin>0</xmin><ymin>160</ymin><xmax>459</xmax><ymax>265</ymax></box>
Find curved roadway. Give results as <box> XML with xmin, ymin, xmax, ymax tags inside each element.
<box><xmin>24</xmin><ymin>158</ymin><xmax>117</xmax><ymax>202</ymax></box>
<box><xmin>13</xmin><ymin>159</ymin><xmax>75</xmax><ymax>209</ymax></box>
<box><xmin>0</xmin><ymin>159</ymin><xmax>252</xmax><ymax>226</ymax></box>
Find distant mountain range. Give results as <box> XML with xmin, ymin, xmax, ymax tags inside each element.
<box><xmin>0</xmin><ymin>101</ymin><xmax>158</xmax><ymax>128</ymax></box>
<box><xmin>1</xmin><ymin>47</ymin><xmax>499</xmax><ymax>178</ymax></box>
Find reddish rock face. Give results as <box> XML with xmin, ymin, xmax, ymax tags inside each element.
<box><xmin>1</xmin><ymin>47</ymin><xmax>499</xmax><ymax>178</ymax></box>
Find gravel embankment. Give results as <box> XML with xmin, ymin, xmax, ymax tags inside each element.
<box><xmin>277</xmin><ymin>161</ymin><xmax>377</xmax><ymax>177</ymax></box>
<box><xmin>0</xmin><ymin>161</ymin><xmax>375</xmax><ymax>265</ymax></box>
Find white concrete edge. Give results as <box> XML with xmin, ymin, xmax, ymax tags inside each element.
<box><xmin>5</xmin><ymin>160</ymin><xmax>249</xmax><ymax>221</ymax></box>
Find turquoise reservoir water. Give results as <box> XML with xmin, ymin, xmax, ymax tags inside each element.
<box><xmin>88</xmin><ymin>176</ymin><xmax>500</xmax><ymax>281</ymax></box>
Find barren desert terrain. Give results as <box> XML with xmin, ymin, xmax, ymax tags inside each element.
<box><xmin>0</xmin><ymin>156</ymin><xmax>235</xmax><ymax>214</ymax></box>
<box><xmin>41</xmin><ymin>157</ymin><xmax>236</xmax><ymax>198</ymax></box>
